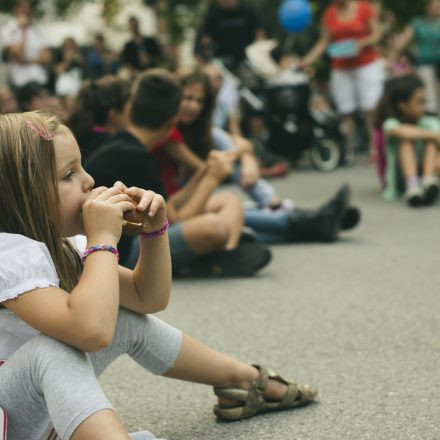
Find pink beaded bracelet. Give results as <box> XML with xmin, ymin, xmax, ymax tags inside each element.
<box><xmin>82</xmin><ymin>245</ymin><xmax>119</xmax><ymax>263</ymax></box>
<box><xmin>141</xmin><ymin>218</ymin><xmax>169</xmax><ymax>239</ymax></box>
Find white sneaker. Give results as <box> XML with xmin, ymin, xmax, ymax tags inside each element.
<box><xmin>264</xmin><ymin>198</ymin><xmax>295</xmax><ymax>212</ymax></box>
<box><xmin>405</xmin><ymin>186</ymin><xmax>425</xmax><ymax>207</ymax></box>
<box><xmin>129</xmin><ymin>430</ymin><xmax>168</xmax><ymax>440</ymax></box>
<box><xmin>0</xmin><ymin>406</ymin><xmax>7</xmax><ymax>440</ymax></box>
<box><xmin>280</xmin><ymin>198</ymin><xmax>295</xmax><ymax>211</ymax></box>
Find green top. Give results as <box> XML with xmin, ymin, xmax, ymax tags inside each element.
<box><xmin>382</xmin><ymin>116</ymin><xmax>440</xmax><ymax>201</ymax></box>
<box><xmin>411</xmin><ymin>17</ymin><xmax>440</xmax><ymax>66</ymax></box>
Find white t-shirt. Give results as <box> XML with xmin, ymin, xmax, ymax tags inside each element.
<box><xmin>0</xmin><ymin>233</ymin><xmax>59</xmax><ymax>360</ymax></box>
<box><xmin>0</xmin><ymin>18</ymin><xmax>48</xmax><ymax>87</ymax></box>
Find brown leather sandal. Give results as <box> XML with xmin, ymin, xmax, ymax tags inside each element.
<box><xmin>213</xmin><ymin>365</ymin><xmax>318</xmax><ymax>421</ymax></box>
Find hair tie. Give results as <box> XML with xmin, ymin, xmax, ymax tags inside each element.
<box><xmin>93</xmin><ymin>125</ymin><xmax>109</xmax><ymax>134</ymax></box>
<box><xmin>140</xmin><ymin>218</ymin><xmax>170</xmax><ymax>239</ymax></box>
<box><xmin>26</xmin><ymin>121</ymin><xmax>54</xmax><ymax>141</ymax></box>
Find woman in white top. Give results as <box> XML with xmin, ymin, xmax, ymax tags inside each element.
<box><xmin>1</xmin><ymin>0</ymin><xmax>51</xmax><ymax>89</ymax></box>
<box><xmin>0</xmin><ymin>111</ymin><xmax>317</xmax><ymax>440</ymax></box>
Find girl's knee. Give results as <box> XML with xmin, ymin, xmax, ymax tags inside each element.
<box><xmin>182</xmin><ymin>214</ymin><xmax>230</xmax><ymax>251</ymax></box>
<box><xmin>398</xmin><ymin>139</ymin><xmax>415</xmax><ymax>149</ymax></box>
<box><xmin>29</xmin><ymin>334</ymin><xmax>90</xmax><ymax>375</ymax></box>
<box><xmin>113</xmin><ymin>307</ymin><xmax>150</xmax><ymax>339</ymax></box>
<box><xmin>30</xmin><ymin>334</ymin><xmax>79</xmax><ymax>358</ymax></box>
<box><xmin>201</xmin><ymin>214</ymin><xmax>229</xmax><ymax>247</ymax></box>
<box><xmin>214</xmin><ymin>191</ymin><xmax>241</xmax><ymax>207</ymax></box>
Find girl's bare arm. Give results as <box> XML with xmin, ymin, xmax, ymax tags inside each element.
<box><xmin>300</xmin><ymin>27</ymin><xmax>330</xmax><ymax>68</ymax></box>
<box><xmin>167</xmin><ymin>152</ymin><xmax>232</xmax><ymax>221</ymax></box>
<box><xmin>4</xmin><ymin>186</ymin><xmax>134</xmax><ymax>352</ymax></box>
<box><xmin>358</xmin><ymin>14</ymin><xmax>382</xmax><ymax>49</ymax></box>
<box><xmin>163</xmin><ymin>141</ymin><xmax>205</xmax><ymax>172</ymax></box>
<box><xmin>4</xmin><ymin>249</ymin><xmax>121</xmax><ymax>353</ymax></box>
<box><xmin>114</xmin><ymin>184</ymin><xmax>172</xmax><ymax>315</ymax></box>
<box><xmin>389</xmin><ymin>124</ymin><xmax>440</xmax><ymax>143</ymax></box>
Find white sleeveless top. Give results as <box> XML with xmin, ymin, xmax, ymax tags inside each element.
<box><xmin>0</xmin><ymin>233</ymin><xmax>60</xmax><ymax>360</ymax></box>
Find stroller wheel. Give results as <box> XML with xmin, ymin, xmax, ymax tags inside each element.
<box><xmin>310</xmin><ymin>138</ymin><xmax>341</xmax><ymax>172</ymax></box>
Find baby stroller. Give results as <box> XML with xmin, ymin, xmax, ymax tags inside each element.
<box><xmin>218</xmin><ymin>40</ymin><xmax>346</xmax><ymax>171</ymax></box>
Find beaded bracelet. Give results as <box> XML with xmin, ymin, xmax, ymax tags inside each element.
<box><xmin>82</xmin><ymin>245</ymin><xmax>119</xmax><ymax>263</ymax></box>
<box><xmin>141</xmin><ymin>218</ymin><xmax>169</xmax><ymax>239</ymax></box>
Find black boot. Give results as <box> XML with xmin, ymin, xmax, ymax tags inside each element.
<box><xmin>340</xmin><ymin>206</ymin><xmax>361</xmax><ymax>230</ymax></box>
<box><xmin>288</xmin><ymin>184</ymin><xmax>350</xmax><ymax>242</ymax></box>
<box><xmin>173</xmin><ymin>242</ymin><xmax>272</xmax><ymax>278</ymax></box>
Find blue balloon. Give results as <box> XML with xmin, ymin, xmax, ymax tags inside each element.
<box><xmin>278</xmin><ymin>0</ymin><xmax>312</xmax><ymax>33</ymax></box>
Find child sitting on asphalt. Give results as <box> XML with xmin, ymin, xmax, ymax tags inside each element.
<box><xmin>0</xmin><ymin>110</ymin><xmax>317</xmax><ymax>440</ymax></box>
<box><xmin>376</xmin><ymin>74</ymin><xmax>440</xmax><ymax>206</ymax></box>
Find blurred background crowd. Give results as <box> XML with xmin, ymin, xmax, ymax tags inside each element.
<box><xmin>1</xmin><ymin>0</ymin><xmax>439</xmax><ymax>167</ymax></box>
<box><xmin>1</xmin><ymin>0</ymin><xmax>440</xmax><ymax>233</ymax></box>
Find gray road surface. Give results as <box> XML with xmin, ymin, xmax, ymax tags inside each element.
<box><xmin>100</xmin><ymin>161</ymin><xmax>440</xmax><ymax>440</ymax></box>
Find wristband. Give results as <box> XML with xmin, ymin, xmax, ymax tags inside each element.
<box><xmin>82</xmin><ymin>245</ymin><xmax>119</xmax><ymax>263</ymax></box>
<box><xmin>141</xmin><ymin>218</ymin><xmax>169</xmax><ymax>239</ymax></box>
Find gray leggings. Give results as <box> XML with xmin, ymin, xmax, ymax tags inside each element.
<box><xmin>0</xmin><ymin>308</ymin><xmax>182</xmax><ymax>440</ymax></box>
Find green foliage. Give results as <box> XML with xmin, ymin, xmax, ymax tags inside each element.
<box><xmin>0</xmin><ymin>0</ymin><xmax>431</xmax><ymax>36</ymax></box>
<box><xmin>102</xmin><ymin>0</ymin><xmax>121</xmax><ymax>22</ymax></box>
<box><xmin>381</xmin><ymin>0</ymin><xmax>428</xmax><ymax>26</ymax></box>
<box><xmin>158</xmin><ymin>0</ymin><xmax>206</xmax><ymax>43</ymax></box>
<box><xmin>53</xmin><ymin>0</ymin><xmax>87</xmax><ymax>16</ymax></box>
<box><xmin>0</xmin><ymin>0</ymin><xmax>38</xmax><ymax>14</ymax></box>
<box><xmin>0</xmin><ymin>0</ymin><xmax>17</xmax><ymax>13</ymax></box>
<box><xmin>0</xmin><ymin>0</ymin><xmax>87</xmax><ymax>16</ymax></box>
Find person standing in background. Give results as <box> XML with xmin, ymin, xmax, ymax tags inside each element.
<box><xmin>1</xmin><ymin>0</ymin><xmax>51</xmax><ymax>93</ymax></box>
<box><xmin>300</xmin><ymin>0</ymin><xmax>383</xmax><ymax>163</ymax></box>
<box><xmin>195</xmin><ymin>0</ymin><xmax>265</xmax><ymax>69</ymax></box>
<box><xmin>121</xmin><ymin>16</ymin><xmax>164</xmax><ymax>75</ymax></box>
<box><xmin>394</xmin><ymin>0</ymin><xmax>440</xmax><ymax>115</ymax></box>
<box><xmin>85</xmin><ymin>33</ymin><xmax>119</xmax><ymax>80</ymax></box>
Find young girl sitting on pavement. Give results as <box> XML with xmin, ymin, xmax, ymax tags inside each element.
<box><xmin>0</xmin><ymin>111</ymin><xmax>317</xmax><ymax>440</ymax></box>
<box><xmin>376</xmin><ymin>74</ymin><xmax>440</xmax><ymax>206</ymax></box>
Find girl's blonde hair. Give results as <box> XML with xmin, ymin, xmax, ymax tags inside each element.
<box><xmin>0</xmin><ymin>111</ymin><xmax>82</xmax><ymax>293</ymax></box>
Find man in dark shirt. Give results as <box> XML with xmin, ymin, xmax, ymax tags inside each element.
<box><xmin>196</xmin><ymin>0</ymin><xmax>265</xmax><ymax>67</ymax></box>
<box><xmin>85</xmin><ymin>68</ymin><xmax>272</xmax><ymax>276</ymax></box>
<box><xmin>121</xmin><ymin>16</ymin><xmax>163</xmax><ymax>72</ymax></box>
<box><xmin>85</xmin><ymin>130</ymin><xmax>166</xmax><ymax>261</ymax></box>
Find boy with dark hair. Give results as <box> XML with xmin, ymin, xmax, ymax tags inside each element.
<box><xmin>85</xmin><ymin>68</ymin><xmax>271</xmax><ymax>277</ymax></box>
<box><xmin>130</xmin><ymin>69</ymin><xmax>181</xmax><ymax>128</ymax></box>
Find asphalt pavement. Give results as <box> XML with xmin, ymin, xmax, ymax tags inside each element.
<box><xmin>100</xmin><ymin>160</ymin><xmax>440</xmax><ymax>440</ymax></box>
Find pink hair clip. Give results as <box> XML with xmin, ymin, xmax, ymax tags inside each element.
<box><xmin>26</xmin><ymin>121</ymin><xmax>54</xmax><ymax>141</ymax></box>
